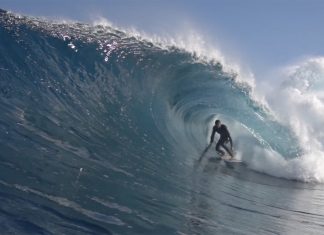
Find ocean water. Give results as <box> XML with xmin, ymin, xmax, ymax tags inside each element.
<box><xmin>1</xmin><ymin>9</ymin><xmax>324</xmax><ymax>234</ymax></box>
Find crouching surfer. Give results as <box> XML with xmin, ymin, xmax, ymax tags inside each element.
<box><xmin>210</xmin><ymin>119</ymin><xmax>234</xmax><ymax>158</ymax></box>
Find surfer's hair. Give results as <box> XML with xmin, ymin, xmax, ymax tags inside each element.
<box><xmin>215</xmin><ymin>119</ymin><xmax>220</xmax><ymax>124</ymax></box>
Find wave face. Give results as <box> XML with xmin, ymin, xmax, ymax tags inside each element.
<box><xmin>1</xmin><ymin>10</ymin><xmax>324</xmax><ymax>235</ymax></box>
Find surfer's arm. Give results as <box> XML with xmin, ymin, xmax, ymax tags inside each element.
<box><xmin>210</xmin><ymin>127</ymin><xmax>216</xmax><ymax>143</ymax></box>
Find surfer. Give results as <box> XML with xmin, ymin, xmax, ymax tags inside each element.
<box><xmin>210</xmin><ymin>119</ymin><xmax>234</xmax><ymax>158</ymax></box>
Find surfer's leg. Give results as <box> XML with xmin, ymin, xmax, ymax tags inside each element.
<box><xmin>216</xmin><ymin>140</ymin><xmax>225</xmax><ymax>156</ymax></box>
<box><xmin>221</xmin><ymin>144</ymin><xmax>234</xmax><ymax>158</ymax></box>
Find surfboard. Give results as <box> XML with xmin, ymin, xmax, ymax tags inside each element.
<box><xmin>224</xmin><ymin>158</ymin><xmax>242</xmax><ymax>163</ymax></box>
<box><xmin>220</xmin><ymin>155</ymin><xmax>243</xmax><ymax>169</ymax></box>
<box><xmin>218</xmin><ymin>154</ymin><xmax>242</xmax><ymax>163</ymax></box>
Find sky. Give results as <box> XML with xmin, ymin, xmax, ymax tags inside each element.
<box><xmin>1</xmin><ymin>0</ymin><xmax>324</xmax><ymax>77</ymax></box>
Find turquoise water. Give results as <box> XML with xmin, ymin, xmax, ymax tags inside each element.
<box><xmin>1</xmin><ymin>9</ymin><xmax>324</xmax><ymax>234</ymax></box>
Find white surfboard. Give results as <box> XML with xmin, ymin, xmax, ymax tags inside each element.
<box><xmin>218</xmin><ymin>153</ymin><xmax>242</xmax><ymax>163</ymax></box>
<box><xmin>224</xmin><ymin>158</ymin><xmax>242</xmax><ymax>163</ymax></box>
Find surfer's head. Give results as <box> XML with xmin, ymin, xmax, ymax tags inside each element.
<box><xmin>215</xmin><ymin>119</ymin><xmax>221</xmax><ymax>128</ymax></box>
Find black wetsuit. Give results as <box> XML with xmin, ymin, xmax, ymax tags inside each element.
<box><xmin>210</xmin><ymin>124</ymin><xmax>233</xmax><ymax>156</ymax></box>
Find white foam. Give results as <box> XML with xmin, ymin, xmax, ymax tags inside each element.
<box><xmin>273</xmin><ymin>58</ymin><xmax>324</xmax><ymax>151</ymax></box>
<box><xmin>246</xmin><ymin>57</ymin><xmax>324</xmax><ymax>182</ymax></box>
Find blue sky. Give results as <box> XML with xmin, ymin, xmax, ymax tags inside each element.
<box><xmin>2</xmin><ymin>0</ymin><xmax>324</xmax><ymax>76</ymax></box>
